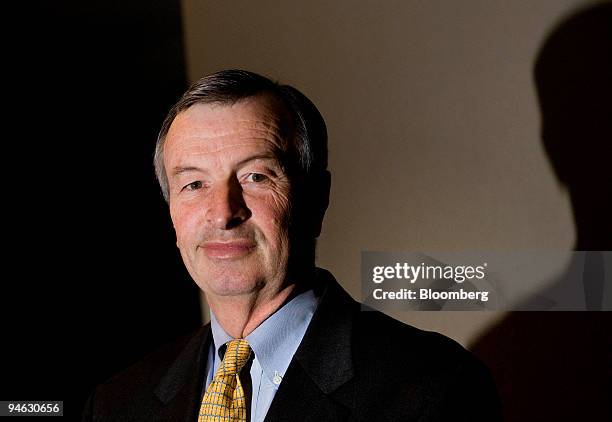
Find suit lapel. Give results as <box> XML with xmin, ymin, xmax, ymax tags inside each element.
<box><xmin>264</xmin><ymin>360</ymin><xmax>353</xmax><ymax>422</ymax></box>
<box><xmin>265</xmin><ymin>269</ymin><xmax>358</xmax><ymax>421</ymax></box>
<box><xmin>154</xmin><ymin>325</ymin><xmax>211</xmax><ymax>421</ymax></box>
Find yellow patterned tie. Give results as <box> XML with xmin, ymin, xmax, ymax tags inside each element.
<box><xmin>199</xmin><ymin>339</ymin><xmax>252</xmax><ymax>422</ymax></box>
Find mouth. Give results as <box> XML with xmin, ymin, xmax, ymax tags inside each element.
<box><xmin>199</xmin><ymin>240</ymin><xmax>256</xmax><ymax>260</ymax></box>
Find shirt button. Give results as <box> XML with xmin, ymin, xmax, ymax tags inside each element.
<box><xmin>273</xmin><ymin>371</ymin><xmax>283</xmax><ymax>385</ymax></box>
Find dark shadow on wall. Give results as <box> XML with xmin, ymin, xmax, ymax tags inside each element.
<box><xmin>470</xmin><ymin>4</ymin><xmax>612</xmax><ymax>421</ymax></box>
<box><xmin>1</xmin><ymin>1</ymin><xmax>201</xmax><ymax>418</ymax></box>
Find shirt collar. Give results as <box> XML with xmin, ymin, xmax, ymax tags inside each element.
<box><xmin>209</xmin><ymin>288</ymin><xmax>319</xmax><ymax>385</ymax></box>
<box><xmin>210</xmin><ymin>312</ymin><xmax>233</xmax><ymax>359</ymax></box>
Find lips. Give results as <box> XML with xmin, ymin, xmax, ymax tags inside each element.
<box><xmin>200</xmin><ymin>240</ymin><xmax>256</xmax><ymax>259</ymax></box>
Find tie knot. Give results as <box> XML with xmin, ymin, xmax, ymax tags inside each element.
<box><xmin>220</xmin><ymin>339</ymin><xmax>251</xmax><ymax>375</ymax></box>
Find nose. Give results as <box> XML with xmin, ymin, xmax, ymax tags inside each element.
<box><xmin>205</xmin><ymin>178</ymin><xmax>250</xmax><ymax>230</ymax></box>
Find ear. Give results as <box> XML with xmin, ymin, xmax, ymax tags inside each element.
<box><xmin>312</xmin><ymin>170</ymin><xmax>331</xmax><ymax>238</ymax></box>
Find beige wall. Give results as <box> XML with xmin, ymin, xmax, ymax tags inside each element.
<box><xmin>181</xmin><ymin>0</ymin><xmax>596</xmax><ymax>346</ymax></box>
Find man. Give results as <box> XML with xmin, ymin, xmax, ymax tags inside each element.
<box><xmin>83</xmin><ymin>70</ymin><xmax>500</xmax><ymax>421</ymax></box>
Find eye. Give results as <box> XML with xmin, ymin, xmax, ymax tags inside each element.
<box><xmin>246</xmin><ymin>173</ymin><xmax>268</xmax><ymax>183</ymax></box>
<box><xmin>183</xmin><ymin>181</ymin><xmax>203</xmax><ymax>191</ymax></box>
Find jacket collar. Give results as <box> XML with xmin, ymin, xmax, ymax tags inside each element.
<box><xmin>154</xmin><ymin>325</ymin><xmax>211</xmax><ymax>420</ymax></box>
<box><xmin>264</xmin><ymin>268</ymin><xmax>358</xmax><ymax>421</ymax></box>
<box><xmin>293</xmin><ymin>267</ymin><xmax>356</xmax><ymax>393</ymax></box>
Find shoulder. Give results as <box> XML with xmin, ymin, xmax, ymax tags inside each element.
<box><xmin>102</xmin><ymin>328</ymin><xmax>202</xmax><ymax>391</ymax></box>
<box><xmin>354</xmin><ymin>308</ymin><xmax>470</xmax><ymax>364</ymax></box>
<box><xmin>349</xmin><ymin>309</ymin><xmax>501</xmax><ymax>420</ymax></box>
<box><xmin>82</xmin><ymin>326</ymin><xmax>209</xmax><ymax>421</ymax></box>
<box><xmin>313</xmin><ymin>269</ymin><xmax>493</xmax><ymax>384</ymax></box>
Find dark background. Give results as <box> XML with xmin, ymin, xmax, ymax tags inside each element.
<box><xmin>3</xmin><ymin>1</ymin><xmax>201</xmax><ymax>418</ymax></box>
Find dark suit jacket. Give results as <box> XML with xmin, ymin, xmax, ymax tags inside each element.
<box><xmin>83</xmin><ymin>269</ymin><xmax>501</xmax><ymax>421</ymax></box>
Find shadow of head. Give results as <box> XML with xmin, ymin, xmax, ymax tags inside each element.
<box><xmin>469</xmin><ymin>7</ymin><xmax>612</xmax><ymax>422</ymax></box>
<box><xmin>534</xmin><ymin>3</ymin><xmax>612</xmax><ymax>249</ymax></box>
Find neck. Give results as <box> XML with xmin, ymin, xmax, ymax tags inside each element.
<box><xmin>208</xmin><ymin>283</ymin><xmax>298</xmax><ymax>338</ymax></box>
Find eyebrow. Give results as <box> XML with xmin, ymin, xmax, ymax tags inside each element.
<box><xmin>170</xmin><ymin>154</ymin><xmax>282</xmax><ymax>177</ymax></box>
<box><xmin>171</xmin><ymin>166</ymin><xmax>205</xmax><ymax>177</ymax></box>
<box><xmin>235</xmin><ymin>153</ymin><xmax>280</xmax><ymax>168</ymax></box>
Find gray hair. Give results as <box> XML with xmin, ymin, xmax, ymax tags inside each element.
<box><xmin>154</xmin><ymin>69</ymin><xmax>328</xmax><ymax>202</ymax></box>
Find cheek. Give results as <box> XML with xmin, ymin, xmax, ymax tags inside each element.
<box><xmin>249</xmin><ymin>194</ymin><xmax>291</xmax><ymax>240</ymax></box>
<box><xmin>170</xmin><ymin>204</ymin><xmax>199</xmax><ymax>246</ymax></box>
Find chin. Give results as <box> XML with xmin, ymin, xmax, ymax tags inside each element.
<box><xmin>199</xmin><ymin>272</ymin><xmax>265</xmax><ymax>297</ymax></box>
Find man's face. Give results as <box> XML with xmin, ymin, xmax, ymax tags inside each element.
<box><xmin>163</xmin><ymin>95</ymin><xmax>294</xmax><ymax>299</ymax></box>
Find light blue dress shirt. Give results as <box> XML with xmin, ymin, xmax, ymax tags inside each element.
<box><xmin>205</xmin><ymin>289</ymin><xmax>319</xmax><ymax>422</ymax></box>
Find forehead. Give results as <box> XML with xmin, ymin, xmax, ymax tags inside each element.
<box><xmin>165</xmin><ymin>94</ymin><xmax>294</xmax><ymax>154</ymax></box>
